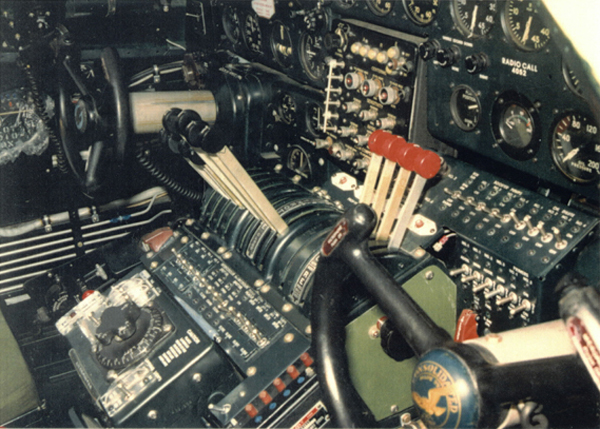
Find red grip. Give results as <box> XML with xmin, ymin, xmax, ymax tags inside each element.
<box><xmin>368</xmin><ymin>129</ymin><xmax>391</xmax><ymax>155</ymax></box>
<box><xmin>415</xmin><ymin>149</ymin><xmax>442</xmax><ymax>179</ymax></box>
<box><xmin>398</xmin><ymin>144</ymin><xmax>422</xmax><ymax>171</ymax></box>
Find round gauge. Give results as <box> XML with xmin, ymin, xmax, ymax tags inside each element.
<box><xmin>299</xmin><ymin>32</ymin><xmax>327</xmax><ymax>82</ymax></box>
<box><xmin>278</xmin><ymin>93</ymin><xmax>297</xmax><ymax>125</ymax></box>
<box><xmin>502</xmin><ymin>0</ymin><xmax>551</xmax><ymax>52</ymax></box>
<box><xmin>222</xmin><ymin>6</ymin><xmax>241</xmax><ymax>44</ymax></box>
<box><xmin>271</xmin><ymin>21</ymin><xmax>294</xmax><ymax>67</ymax></box>
<box><xmin>242</xmin><ymin>12</ymin><xmax>263</xmax><ymax>54</ymax></box>
<box><xmin>402</xmin><ymin>0</ymin><xmax>439</xmax><ymax>26</ymax></box>
<box><xmin>287</xmin><ymin>145</ymin><xmax>312</xmax><ymax>178</ymax></box>
<box><xmin>367</xmin><ymin>0</ymin><xmax>394</xmax><ymax>17</ymax></box>
<box><xmin>551</xmin><ymin>113</ymin><xmax>600</xmax><ymax>183</ymax></box>
<box><xmin>306</xmin><ymin>102</ymin><xmax>325</xmax><ymax>137</ymax></box>
<box><xmin>450</xmin><ymin>85</ymin><xmax>481</xmax><ymax>131</ymax></box>
<box><xmin>562</xmin><ymin>60</ymin><xmax>584</xmax><ymax>98</ymax></box>
<box><xmin>492</xmin><ymin>92</ymin><xmax>541</xmax><ymax>160</ymax></box>
<box><xmin>452</xmin><ymin>0</ymin><xmax>498</xmax><ymax>38</ymax></box>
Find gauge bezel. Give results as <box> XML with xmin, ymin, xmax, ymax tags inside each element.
<box><xmin>366</xmin><ymin>0</ymin><xmax>394</xmax><ymax>17</ymax></box>
<box><xmin>270</xmin><ymin>21</ymin><xmax>294</xmax><ymax>68</ymax></box>
<box><xmin>305</xmin><ymin>101</ymin><xmax>325</xmax><ymax>137</ymax></box>
<box><xmin>287</xmin><ymin>145</ymin><xmax>313</xmax><ymax>179</ymax></box>
<box><xmin>299</xmin><ymin>31</ymin><xmax>327</xmax><ymax>82</ymax></box>
<box><xmin>450</xmin><ymin>84</ymin><xmax>481</xmax><ymax>132</ymax></box>
<box><xmin>402</xmin><ymin>0</ymin><xmax>439</xmax><ymax>26</ymax></box>
<box><xmin>222</xmin><ymin>5</ymin><xmax>241</xmax><ymax>44</ymax></box>
<box><xmin>550</xmin><ymin>112</ymin><xmax>600</xmax><ymax>184</ymax></box>
<box><xmin>277</xmin><ymin>93</ymin><xmax>297</xmax><ymax>125</ymax></box>
<box><xmin>451</xmin><ymin>0</ymin><xmax>498</xmax><ymax>39</ymax></box>
<box><xmin>242</xmin><ymin>11</ymin><xmax>263</xmax><ymax>55</ymax></box>
<box><xmin>501</xmin><ymin>0</ymin><xmax>551</xmax><ymax>52</ymax></box>
<box><xmin>491</xmin><ymin>91</ymin><xmax>541</xmax><ymax>161</ymax></box>
<box><xmin>561</xmin><ymin>59</ymin><xmax>584</xmax><ymax>99</ymax></box>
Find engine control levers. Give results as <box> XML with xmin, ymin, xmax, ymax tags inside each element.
<box><xmin>311</xmin><ymin>204</ymin><xmax>595</xmax><ymax>428</ymax></box>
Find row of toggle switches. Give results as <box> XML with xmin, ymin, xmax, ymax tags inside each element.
<box><xmin>443</xmin><ymin>188</ymin><xmax>569</xmax><ymax>250</ymax></box>
<box><xmin>450</xmin><ymin>265</ymin><xmax>532</xmax><ymax>318</ymax></box>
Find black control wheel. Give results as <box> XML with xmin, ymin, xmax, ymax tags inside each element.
<box><xmin>58</xmin><ymin>47</ymin><xmax>130</xmax><ymax>196</ymax></box>
<box><xmin>311</xmin><ymin>204</ymin><xmax>593</xmax><ymax>428</ymax></box>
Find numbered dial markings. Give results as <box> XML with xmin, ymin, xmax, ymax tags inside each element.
<box><xmin>453</xmin><ymin>0</ymin><xmax>498</xmax><ymax>38</ymax></box>
<box><xmin>243</xmin><ymin>12</ymin><xmax>263</xmax><ymax>54</ymax></box>
<box><xmin>503</xmin><ymin>0</ymin><xmax>551</xmax><ymax>52</ymax></box>
<box><xmin>367</xmin><ymin>0</ymin><xmax>394</xmax><ymax>17</ymax></box>
<box><xmin>299</xmin><ymin>32</ymin><xmax>327</xmax><ymax>82</ymax></box>
<box><xmin>551</xmin><ymin>113</ymin><xmax>600</xmax><ymax>183</ymax></box>
<box><xmin>402</xmin><ymin>0</ymin><xmax>439</xmax><ymax>26</ymax></box>
<box><xmin>450</xmin><ymin>85</ymin><xmax>481</xmax><ymax>131</ymax></box>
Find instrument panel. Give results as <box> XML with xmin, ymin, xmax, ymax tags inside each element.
<box><xmin>190</xmin><ymin>0</ymin><xmax>598</xmax><ymax>203</ymax></box>
<box><xmin>0</xmin><ymin>0</ymin><xmax>599</xmax><ymax>428</ymax></box>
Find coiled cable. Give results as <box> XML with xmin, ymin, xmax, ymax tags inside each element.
<box><xmin>135</xmin><ymin>142</ymin><xmax>203</xmax><ymax>202</ymax></box>
<box><xmin>18</xmin><ymin>57</ymin><xmax>69</xmax><ymax>174</ymax></box>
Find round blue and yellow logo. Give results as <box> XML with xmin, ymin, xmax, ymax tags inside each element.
<box><xmin>411</xmin><ymin>349</ymin><xmax>479</xmax><ymax>428</ymax></box>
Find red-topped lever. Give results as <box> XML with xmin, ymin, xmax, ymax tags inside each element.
<box><xmin>388</xmin><ymin>146</ymin><xmax>442</xmax><ymax>251</ymax></box>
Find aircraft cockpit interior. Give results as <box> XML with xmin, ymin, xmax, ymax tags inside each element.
<box><xmin>0</xmin><ymin>1</ymin><xmax>599</xmax><ymax>428</ymax></box>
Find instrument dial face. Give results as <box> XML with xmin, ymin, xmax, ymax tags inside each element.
<box><xmin>452</xmin><ymin>0</ymin><xmax>498</xmax><ymax>38</ymax></box>
<box><xmin>271</xmin><ymin>21</ymin><xmax>294</xmax><ymax>67</ymax></box>
<box><xmin>502</xmin><ymin>0</ymin><xmax>551</xmax><ymax>52</ymax></box>
<box><xmin>402</xmin><ymin>0</ymin><xmax>439</xmax><ymax>26</ymax></box>
<box><xmin>551</xmin><ymin>113</ymin><xmax>600</xmax><ymax>183</ymax></box>
<box><xmin>287</xmin><ymin>145</ymin><xmax>312</xmax><ymax>178</ymax></box>
<box><xmin>222</xmin><ymin>6</ymin><xmax>241</xmax><ymax>44</ymax></box>
<box><xmin>243</xmin><ymin>12</ymin><xmax>263</xmax><ymax>54</ymax></box>
<box><xmin>492</xmin><ymin>92</ymin><xmax>541</xmax><ymax>160</ymax></box>
<box><xmin>450</xmin><ymin>85</ymin><xmax>481</xmax><ymax>131</ymax></box>
<box><xmin>306</xmin><ymin>102</ymin><xmax>326</xmax><ymax>137</ymax></box>
<box><xmin>366</xmin><ymin>0</ymin><xmax>394</xmax><ymax>17</ymax></box>
<box><xmin>278</xmin><ymin>93</ymin><xmax>297</xmax><ymax>125</ymax></box>
<box><xmin>299</xmin><ymin>32</ymin><xmax>326</xmax><ymax>82</ymax></box>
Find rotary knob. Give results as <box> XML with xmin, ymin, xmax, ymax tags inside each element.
<box><xmin>436</xmin><ymin>46</ymin><xmax>461</xmax><ymax>67</ymax></box>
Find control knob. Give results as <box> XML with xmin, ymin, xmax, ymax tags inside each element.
<box><xmin>330</xmin><ymin>142</ymin><xmax>354</xmax><ymax>161</ymax></box>
<box><xmin>359</xmin><ymin>109</ymin><xmax>378</xmax><ymax>122</ymax></box>
<box><xmin>464</xmin><ymin>53</ymin><xmax>488</xmax><ymax>74</ymax></box>
<box><xmin>344</xmin><ymin>72</ymin><xmax>364</xmax><ymax>90</ymax></box>
<box><xmin>341</xmin><ymin>100</ymin><xmax>362</xmax><ymax>113</ymax></box>
<box><xmin>436</xmin><ymin>46</ymin><xmax>461</xmax><ymax>67</ymax></box>
<box><xmin>337</xmin><ymin>125</ymin><xmax>358</xmax><ymax>137</ymax></box>
<box><xmin>361</xmin><ymin>79</ymin><xmax>382</xmax><ymax>97</ymax></box>
<box><xmin>378</xmin><ymin>86</ymin><xmax>400</xmax><ymax>105</ymax></box>
<box><xmin>418</xmin><ymin>39</ymin><xmax>441</xmax><ymax>61</ymax></box>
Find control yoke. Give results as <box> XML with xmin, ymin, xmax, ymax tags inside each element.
<box><xmin>311</xmin><ymin>204</ymin><xmax>595</xmax><ymax>428</ymax></box>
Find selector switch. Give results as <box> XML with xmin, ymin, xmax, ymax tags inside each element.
<box><xmin>419</xmin><ymin>39</ymin><xmax>441</xmax><ymax>61</ymax></box>
<box><xmin>436</xmin><ymin>45</ymin><xmax>461</xmax><ymax>67</ymax></box>
<box><xmin>464</xmin><ymin>53</ymin><xmax>488</xmax><ymax>74</ymax></box>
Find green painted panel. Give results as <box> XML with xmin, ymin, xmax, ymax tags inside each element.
<box><xmin>345</xmin><ymin>265</ymin><xmax>457</xmax><ymax>421</ymax></box>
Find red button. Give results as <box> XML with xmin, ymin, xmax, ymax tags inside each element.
<box><xmin>300</xmin><ymin>352</ymin><xmax>313</xmax><ymax>367</ymax></box>
<box><xmin>287</xmin><ymin>365</ymin><xmax>300</xmax><ymax>380</ymax></box>
<box><xmin>259</xmin><ymin>390</ymin><xmax>272</xmax><ymax>405</ymax></box>
<box><xmin>273</xmin><ymin>377</ymin><xmax>286</xmax><ymax>393</ymax></box>
<box><xmin>245</xmin><ymin>404</ymin><xmax>258</xmax><ymax>418</ymax></box>
<box><xmin>81</xmin><ymin>290</ymin><xmax>96</xmax><ymax>300</ymax></box>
